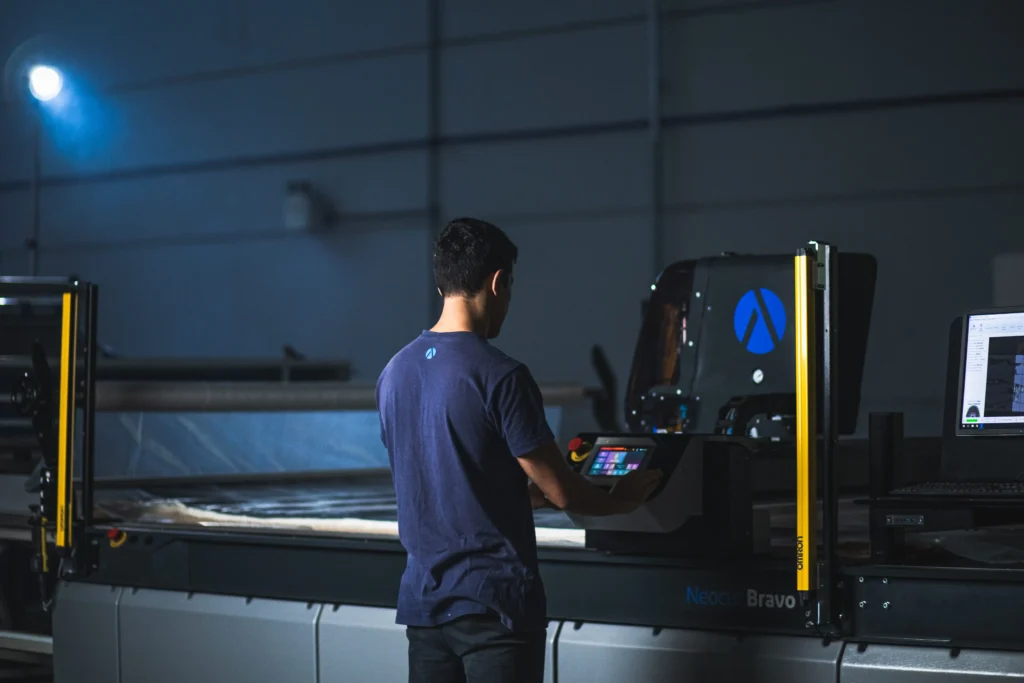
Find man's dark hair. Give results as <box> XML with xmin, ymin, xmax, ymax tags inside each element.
<box><xmin>433</xmin><ymin>218</ymin><xmax>518</xmax><ymax>297</ymax></box>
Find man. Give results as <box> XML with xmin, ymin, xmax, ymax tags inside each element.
<box><xmin>376</xmin><ymin>218</ymin><xmax>662</xmax><ymax>683</ymax></box>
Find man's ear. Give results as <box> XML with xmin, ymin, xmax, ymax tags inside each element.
<box><xmin>490</xmin><ymin>270</ymin><xmax>504</xmax><ymax>296</ymax></box>
<box><xmin>437</xmin><ymin>288</ymin><xmax>443</xmax><ymax>297</ymax></box>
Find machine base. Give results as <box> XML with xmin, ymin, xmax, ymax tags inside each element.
<box><xmin>54</xmin><ymin>580</ymin><xmax>1024</xmax><ymax>683</ymax></box>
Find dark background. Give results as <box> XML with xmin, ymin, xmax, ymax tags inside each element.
<box><xmin>1</xmin><ymin>0</ymin><xmax>1022</xmax><ymax>437</ymax></box>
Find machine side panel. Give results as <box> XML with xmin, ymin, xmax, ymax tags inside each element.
<box><xmin>80</xmin><ymin>530</ymin><xmax>810</xmax><ymax>632</ymax></box>
<box><xmin>545</xmin><ymin>622</ymin><xmax>559</xmax><ymax>683</ymax></box>
<box><xmin>52</xmin><ymin>582</ymin><xmax>121</xmax><ymax>683</ymax></box>
<box><xmin>318</xmin><ymin>605</ymin><xmax>408</xmax><ymax>682</ymax></box>
<box><xmin>851</xmin><ymin>572</ymin><xmax>1024</xmax><ymax>649</ymax></box>
<box><xmin>840</xmin><ymin>644</ymin><xmax>1024</xmax><ymax>683</ymax></box>
<box><xmin>119</xmin><ymin>588</ymin><xmax>319</xmax><ymax>683</ymax></box>
<box><xmin>556</xmin><ymin>624</ymin><xmax>840</xmax><ymax>683</ymax></box>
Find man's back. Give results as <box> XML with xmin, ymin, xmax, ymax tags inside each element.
<box><xmin>379</xmin><ymin>218</ymin><xmax>658</xmax><ymax>682</ymax></box>
<box><xmin>377</xmin><ymin>330</ymin><xmax>553</xmax><ymax>632</ymax></box>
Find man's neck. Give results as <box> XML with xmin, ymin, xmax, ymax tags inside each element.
<box><xmin>431</xmin><ymin>297</ymin><xmax>489</xmax><ymax>337</ymax></box>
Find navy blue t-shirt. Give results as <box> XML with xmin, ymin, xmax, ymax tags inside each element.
<box><xmin>376</xmin><ymin>331</ymin><xmax>554</xmax><ymax>632</ymax></box>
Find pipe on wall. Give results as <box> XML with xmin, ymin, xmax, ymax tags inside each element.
<box><xmin>647</xmin><ymin>0</ymin><xmax>663</xmax><ymax>279</ymax></box>
<box><xmin>426</xmin><ymin>0</ymin><xmax>443</xmax><ymax>325</ymax></box>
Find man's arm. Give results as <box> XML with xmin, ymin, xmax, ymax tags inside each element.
<box><xmin>528</xmin><ymin>481</ymin><xmax>551</xmax><ymax>510</ymax></box>
<box><xmin>518</xmin><ymin>440</ymin><xmax>660</xmax><ymax>516</ymax></box>
<box><xmin>493</xmin><ymin>365</ymin><xmax>660</xmax><ymax>516</ymax></box>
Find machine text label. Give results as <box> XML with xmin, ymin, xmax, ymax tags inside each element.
<box><xmin>685</xmin><ymin>586</ymin><xmax>797</xmax><ymax>610</ymax></box>
<box><xmin>747</xmin><ymin>589</ymin><xmax>797</xmax><ymax>610</ymax></box>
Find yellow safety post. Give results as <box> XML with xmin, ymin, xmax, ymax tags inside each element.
<box><xmin>55</xmin><ymin>291</ymin><xmax>79</xmax><ymax>550</ymax></box>
<box><xmin>794</xmin><ymin>249</ymin><xmax>818</xmax><ymax>592</ymax></box>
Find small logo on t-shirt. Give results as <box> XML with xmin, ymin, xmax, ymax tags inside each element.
<box><xmin>425</xmin><ymin>347</ymin><xmax>437</xmax><ymax>359</ymax></box>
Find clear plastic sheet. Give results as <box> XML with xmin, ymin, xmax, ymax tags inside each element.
<box><xmin>93</xmin><ymin>481</ymin><xmax>869</xmax><ymax>554</ymax></box>
<box><xmin>93</xmin><ymin>474</ymin><xmax>584</xmax><ymax>546</ymax></box>
<box><xmin>89</xmin><ymin>407</ymin><xmax>563</xmax><ymax>479</ymax></box>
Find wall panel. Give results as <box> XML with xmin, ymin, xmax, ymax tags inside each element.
<box><xmin>659</xmin><ymin>0</ymin><xmax>812</xmax><ymax>9</ymax></box>
<box><xmin>39</xmin><ymin>224</ymin><xmax>430</xmax><ymax>377</ymax></box>
<box><xmin>0</xmin><ymin>249</ymin><xmax>30</xmax><ymax>275</ymax></box>
<box><xmin>242</xmin><ymin>0</ymin><xmax>427</xmax><ymax>65</ymax></box>
<box><xmin>993</xmin><ymin>253</ymin><xmax>1024</xmax><ymax>308</ymax></box>
<box><xmin>442</xmin><ymin>24</ymin><xmax>647</xmax><ymax>135</ymax></box>
<box><xmin>1</xmin><ymin>0</ymin><xmax>428</xmax><ymax>93</ymax></box>
<box><xmin>40</xmin><ymin>53</ymin><xmax>428</xmax><ymax>177</ymax></box>
<box><xmin>661</xmin><ymin>0</ymin><xmax>1024</xmax><ymax>117</ymax></box>
<box><xmin>442</xmin><ymin>131</ymin><xmax>649</xmax><ymax>217</ymax></box>
<box><xmin>0</xmin><ymin>189</ymin><xmax>30</xmax><ymax>250</ymax></box>
<box><xmin>442</xmin><ymin>0</ymin><xmax>643</xmax><ymax>39</ymax></box>
<box><xmin>662</xmin><ymin>101</ymin><xmax>1024</xmax><ymax>207</ymax></box>
<box><xmin>0</xmin><ymin>106</ymin><xmax>35</xmax><ymax>183</ymax></box>
<box><xmin>1</xmin><ymin>0</ymin><xmax>244</xmax><ymax>90</ymax></box>
<box><xmin>40</xmin><ymin>151</ymin><xmax>428</xmax><ymax>247</ymax></box>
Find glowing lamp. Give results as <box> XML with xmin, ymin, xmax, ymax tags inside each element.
<box><xmin>28</xmin><ymin>65</ymin><xmax>63</xmax><ymax>102</ymax></box>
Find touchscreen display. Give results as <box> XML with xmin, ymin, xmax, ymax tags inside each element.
<box><xmin>587</xmin><ymin>447</ymin><xmax>649</xmax><ymax>477</ymax></box>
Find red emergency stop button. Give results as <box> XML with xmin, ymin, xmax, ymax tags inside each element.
<box><xmin>568</xmin><ymin>438</ymin><xmax>592</xmax><ymax>463</ymax></box>
<box><xmin>107</xmin><ymin>527</ymin><xmax>127</xmax><ymax>548</ymax></box>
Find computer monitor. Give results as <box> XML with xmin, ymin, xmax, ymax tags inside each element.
<box><xmin>956</xmin><ymin>307</ymin><xmax>1024</xmax><ymax>436</ymax></box>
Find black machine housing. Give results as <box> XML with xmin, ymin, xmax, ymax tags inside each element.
<box><xmin>561</xmin><ymin>251</ymin><xmax>877</xmax><ymax>560</ymax></box>
<box><xmin>563</xmin><ymin>432</ymin><xmax>760</xmax><ymax>558</ymax></box>
<box><xmin>625</xmin><ymin>253</ymin><xmax>877</xmax><ymax>438</ymax></box>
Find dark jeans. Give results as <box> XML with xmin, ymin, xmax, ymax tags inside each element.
<box><xmin>407</xmin><ymin>615</ymin><xmax>546</xmax><ymax>683</ymax></box>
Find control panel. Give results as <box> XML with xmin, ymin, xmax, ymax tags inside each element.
<box><xmin>563</xmin><ymin>433</ymin><xmax>701</xmax><ymax>532</ymax></box>
<box><xmin>563</xmin><ymin>433</ymin><xmax>760</xmax><ymax>558</ymax></box>
<box><xmin>585</xmin><ymin>444</ymin><xmax>650</xmax><ymax>477</ymax></box>
<box><xmin>566</xmin><ymin>436</ymin><xmax>657</xmax><ymax>487</ymax></box>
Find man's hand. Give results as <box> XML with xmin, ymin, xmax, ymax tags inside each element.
<box><xmin>517</xmin><ymin>440</ymin><xmax>665</xmax><ymax>516</ymax></box>
<box><xmin>528</xmin><ymin>481</ymin><xmax>552</xmax><ymax>510</ymax></box>
<box><xmin>609</xmin><ymin>469</ymin><xmax>663</xmax><ymax>512</ymax></box>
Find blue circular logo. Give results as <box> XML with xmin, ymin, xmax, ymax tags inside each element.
<box><xmin>733</xmin><ymin>288</ymin><xmax>786</xmax><ymax>355</ymax></box>
<box><xmin>425</xmin><ymin>347</ymin><xmax>436</xmax><ymax>359</ymax></box>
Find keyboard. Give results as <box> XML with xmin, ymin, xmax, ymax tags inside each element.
<box><xmin>891</xmin><ymin>481</ymin><xmax>1024</xmax><ymax>497</ymax></box>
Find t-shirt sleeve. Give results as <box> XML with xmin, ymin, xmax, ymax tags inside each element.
<box><xmin>491</xmin><ymin>365</ymin><xmax>556</xmax><ymax>458</ymax></box>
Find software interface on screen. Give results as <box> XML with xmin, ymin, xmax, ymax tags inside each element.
<box><xmin>587</xmin><ymin>447</ymin><xmax>649</xmax><ymax>476</ymax></box>
<box><xmin>961</xmin><ymin>310</ymin><xmax>1024</xmax><ymax>432</ymax></box>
